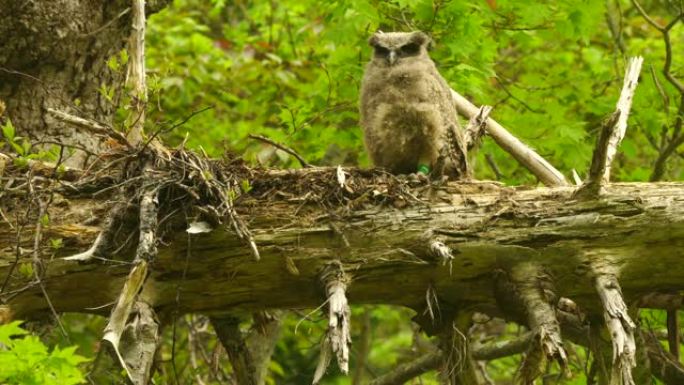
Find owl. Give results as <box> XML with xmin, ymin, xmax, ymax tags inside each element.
<box><xmin>360</xmin><ymin>31</ymin><xmax>469</xmax><ymax>179</ymax></box>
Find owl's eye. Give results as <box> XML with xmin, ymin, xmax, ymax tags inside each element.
<box><xmin>399</xmin><ymin>43</ymin><xmax>420</xmax><ymax>57</ymax></box>
<box><xmin>374</xmin><ymin>46</ymin><xmax>390</xmax><ymax>58</ymax></box>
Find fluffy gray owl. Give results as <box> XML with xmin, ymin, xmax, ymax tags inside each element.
<box><xmin>360</xmin><ymin>31</ymin><xmax>468</xmax><ymax>179</ymax></box>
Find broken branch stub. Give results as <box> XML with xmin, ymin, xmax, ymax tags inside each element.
<box><xmin>574</xmin><ymin>111</ymin><xmax>621</xmax><ymax>199</ymax></box>
<box><xmin>510</xmin><ymin>263</ymin><xmax>567</xmax><ymax>384</ymax></box>
<box><xmin>593</xmin><ymin>267</ymin><xmax>637</xmax><ymax>385</ymax></box>
<box><xmin>313</xmin><ymin>262</ymin><xmax>352</xmax><ymax>384</ymax></box>
<box><xmin>464</xmin><ymin>105</ymin><xmax>493</xmax><ymax>151</ymax></box>
<box><xmin>98</xmin><ymin>182</ymin><xmax>159</xmax><ymax>382</ymax></box>
<box><xmin>575</xmin><ymin>56</ymin><xmax>643</xmax><ymax>199</ymax></box>
<box><xmin>603</xmin><ymin>56</ymin><xmax>644</xmax><ymax>182</ymax></box>
<box><xmin>429</xmin><ymin>240</ymin><xmax>454</xmax><ymax>266</ymax></box>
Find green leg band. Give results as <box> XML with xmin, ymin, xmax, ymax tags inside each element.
<box><xmin>417</xmin><ymin>164</ymin><xmax>430</xmax><ymax>175</ymax></box>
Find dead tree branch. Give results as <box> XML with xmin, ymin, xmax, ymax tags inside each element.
<box><xmin>575</xmin><ymin>56</ymin><xmax>643</xmax><ymax>198</ymax></box>
<box><xmin>313</xmin><ymin>262</ymin><xmax>352</xmax><ymax>384</ymax></box>
<box><xmin>642</xmin><ymin>330</ymin><xmax>684</xmax><ymax>385</ymax></box>
<box><xmin>450</xmin><ymin>89</ymin><xmax>568</xmax><ymax>186</ymax></box>
<box><xmin>125</xmin><ymin>0</ymin><xmax>147</xmax><ymax>145</ymax></box>
<box><xmin>593</xmin><ymin>264</ymin><xmax>637</xmax><ymax>385</ymax></box>
<box><xmin>631</xmin><ymin>0</ymin><xmax>684</xmax><ymax>181</ymax></box>
<box><xmin>368</xmin><ymin>352</ymin><xmax>441</xmax><ymax>385</ymax></box>
<box><xmin>510</xmin><ymin>263</ymin><xmax>567</xmax><ymax>384</ymax></box>
<box><xmin>574</xmin><ymin>111</ymin><xmax>621</xmax><ymax>198</ymax></box>
<box><xmin>603</xmin><ymin>56</ymin><xmax>644</xmax><ymax>181</ymax></box>
<box><xmin>368</xmin><ymin>332</ymin><xmax>535</xmax><ymax>385</ymax></box>
<box><xmin>248</xmin><ymin>134</ymin><xmax>312</xmax><ymax>168</ymax></box>
<box><xmin>211</xmin><ymin>316</ymin><xmax>258</xmax><ymax>385</ymax></box>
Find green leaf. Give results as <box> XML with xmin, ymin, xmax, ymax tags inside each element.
<box><xmin>10</xmin><ymin>140</ymin><xmax>24</xmax><ymax>156</ymax></box>
<box><xmin>0</xmin><ymin>322</ymin><xmax>89</xmax><ymax>385</ymax></box>
<box><xmin>0</xmin><ymin>321</ymin><xmax>28</xmax><ymax>346</ymax></box>
<box><xmin>1</xmin><ymin>119</ymin><xmax>15</xmax><ymax>141</ymax></box>
<box><xmin>50</xmin><ymin>238</ymin><xmax>63</xmax><ymax>250</ymax></box>
<box><xmin>13</xmin><ymin>157</ymin><xmax>28</xmax><ymax>168</ymax></box>
<box><xmin>18</xmin><ymin>263</ymin><xmax>33</xmax><ymax>279</ymax></box>
<box><xmin>241</xmin><ymin>179</ymin><xmax>252</xmax><ymax>193</ymax></box>
<box><xmin>21</xmin><ymin>138</ymin><xmax>31</xmax><ymax>156</ymax></box>
<box><xmin>107</xmin><ymin>56</ymin><xmax>120</xmax><ymax>71</ymax></box>
<box><xmin>119</xmin><ymin>49</ymin><xmax>129</xmax><ymax>65</ymax></box>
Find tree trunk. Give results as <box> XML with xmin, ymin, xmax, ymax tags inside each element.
<box><xmin>0</xmin><ymin>0</ymin><xmax>169</xmax><ymax>166</ymax></box>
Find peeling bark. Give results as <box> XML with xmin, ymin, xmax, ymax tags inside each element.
<box><xmin>509</xmin><ymin>263</ymin><xmax>567</xmax><ymax>384</ymax></box>
<box><xmin>593</xmin><ymin>268</ymin><xmax>637</xmax><ymax>385</ymax></box>
<box><xmin>3</xmin><ymin>176</ymin><xmax>684</xmax><ymax>319</ymax></box>
<box><xmin>119</xmin><ymin>301</ymin><xmax>160</xmax><ymax>385</ymax></box>
<box><xmin>313</xmin><ymin>262</ymin><xmax>352</xmax><ymax>384</ymax></box>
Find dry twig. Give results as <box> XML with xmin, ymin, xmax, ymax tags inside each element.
<box><xmin>248</xmin><ymin>133</ymin><xmax>312</xmax><ymax>168</ymax></box>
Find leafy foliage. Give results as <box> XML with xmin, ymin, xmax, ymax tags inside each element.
<box><xmin>146</xmin><ymin>0</ymin><xmax>684</xmax><ymax>184</ymax></box>
<box><xmin>25</xmin><ymin>0</ymin><xmax>684</xmax><ymax>384</ymax></box>
<box><xmin>1</xmin><ymin>119</ymin><xmax>65</xmax><ymax>169</ymax></box>
<box><xmin>0</xmin><ymin>321</ymin><xmax>88</xmax><ymax>385</ymax></box>
<box><xmin>142</xmin><ymin>1</ymin><xmax>684</xmax><ymax>382</ymax></box>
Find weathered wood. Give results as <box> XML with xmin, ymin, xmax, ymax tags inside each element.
<box><xmin>125</xmin><ymin>0</ymin><xmax>147</xmax><ymax>145</ymax></box>
<box><xmin>450</xmin><ymin>90</ymin><xmax>568</xmax><ymax>186</ymax></box>
<box><xmin>603</xmin><ymin>56</ymin><xmax>643</xmax><ymax>182</ymax></box>
<box><xmin>2</xmin><ymin>178</ymin><xmax>684</xmax><ymax>322</ymax></box>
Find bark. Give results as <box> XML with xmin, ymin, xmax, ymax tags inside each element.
<box><xmin>211</xmin><ymin>311</ymin><xmax>282</xmax><ymax>385</ymax></box>
<box><xmin>2</xmin><ymin>169</ymin><xmax>684</xmax><ymax>321</ymax></box>
<box><xmin>0</xmin><ymin>0</ymin><xmax>170</xmax><ymax>166</ymax></box>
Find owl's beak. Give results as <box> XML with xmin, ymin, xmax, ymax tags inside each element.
<box><xmin>388</xmin><ymin>50</ymin><xmax>397</xmax><ymax>65</ymax></box>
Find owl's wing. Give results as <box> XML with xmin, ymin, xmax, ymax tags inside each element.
<box><xmin>426</xmin><ymin>73</ymin><xmax>470</xmax><ymax>179</ymax></box>
<box><xmin>443</xmin><ymin>122</ymin><xmax>470</xmax><ymax>179</ymax></box>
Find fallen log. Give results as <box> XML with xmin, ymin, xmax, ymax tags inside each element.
<box><xmin>2</xmin><ymin>168</ymin><xmax>683</xmax><ymax>322</ymax></box>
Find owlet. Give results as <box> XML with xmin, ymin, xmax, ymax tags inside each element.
<box><xmin>359</xmin><ymin>31</ymin><xmax>468</xmax><ymax>179</ymax></box>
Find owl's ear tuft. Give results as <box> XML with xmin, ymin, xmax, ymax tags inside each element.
<box><xmin>411</xmin><ymin>31</ymin><xmax>432</xmax><ymax>49</ymax></box>
<box><xmin>368</xmin><ymin>33</ymin><xmax>381</xmax><ymax>47</ymax></box>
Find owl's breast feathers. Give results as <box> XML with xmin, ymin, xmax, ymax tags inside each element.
<box><xmin>360</xmin><ymin>55</ymin><xmax>469</xmax><ymax>178</ymax></box>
